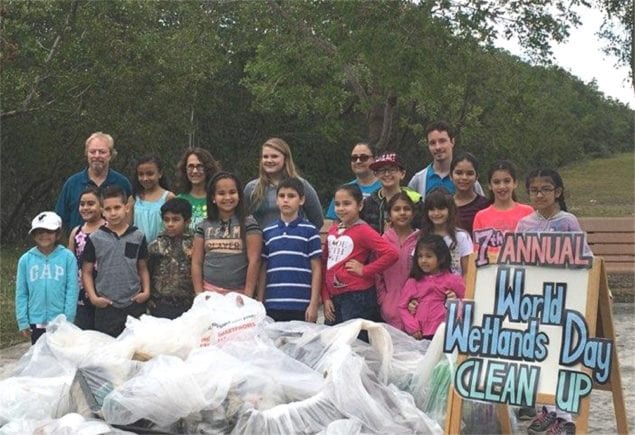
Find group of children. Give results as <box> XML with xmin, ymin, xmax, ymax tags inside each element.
<box><xmin>16</xmin><ymin>147</ymin><xmax>586</xmax><ymax>351</ymax></box>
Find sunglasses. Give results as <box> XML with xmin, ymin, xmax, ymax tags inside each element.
<box><xmin>350</xmin><ymin>154</ymin><xmax>373</xmax><ymax>163</ymax></box>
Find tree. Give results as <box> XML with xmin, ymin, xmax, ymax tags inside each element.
<box><xmin>595</xmin><ymin>0</ymin><xmax>633</xmax><ymax>85</ymax></box>
<box><xmin>240</xmin><ymin>0</ymin><xmax>632</xmax><ymax>152</ymax></box>
<box><xmin>1</xmin><ymin>0</ymin><xmax>632</xmax><ymax>242</ymax></box>
<box><xmin>1</xmin><ymin>0</ymin><xmax>230</xmax><ymax>238</ymax></box>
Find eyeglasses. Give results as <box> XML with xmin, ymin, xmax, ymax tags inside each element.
<box><xmin>187</xmin><ymin>164</ymin><xmax>205</xmax><ymax>173</ymax></box>
<box><xmin>350</xmin><ymin>154</ymin><xmax>373</xmax><ymax>163</ymax></box>
<box><xmin>528</xmin><ymin>187</ymin><xmax>556</xmax><ymax>196</ymax></box>
<box><xmin>374</xmin><ymin>166</ymin><xmax>400</xmax><ymax>175</ymax></box>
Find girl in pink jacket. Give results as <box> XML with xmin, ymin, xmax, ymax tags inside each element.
<box><xmin>399</xmin><ymin>234</ymin><xmax>465</xmax><ymax>340</ymax></box>
<box><xmin>376</xmin><ymin>192</ymin><xmax>419</xmax><ymax>329</ymax></box>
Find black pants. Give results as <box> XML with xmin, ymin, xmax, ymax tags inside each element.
<box><xmin>149</xmin><ymin>300</ymin><xmax>190</xmax><ymax>320</ymax></box>
<box><xmin>267</xmin><ymin>309</ymin><xmax>306</xmax><ymax>322</ymax></box>
<box><xmin>29</xmin><ymin>325</ymin><xmax>46</xmax><ymax>344</ymax></box>
<box><xmin>74</xmin><ymin>295</ymin><xmax>96</xmax><ymax>330</ymax></box>
<box><xmin>94</xmin><ymin>302</ymin><xmax>146</xmax><ymax>337</ymax></box>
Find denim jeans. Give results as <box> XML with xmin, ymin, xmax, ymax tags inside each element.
<box><xmin>327</xmin><ymin>287</ymin><xmax>380</xmax><ymax>342</ymax></box>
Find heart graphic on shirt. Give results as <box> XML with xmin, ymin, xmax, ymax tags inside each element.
<box><xmin>327</xmin><ymin>234</ymin><xmax>354</xmax><ymax>269</ymax></box>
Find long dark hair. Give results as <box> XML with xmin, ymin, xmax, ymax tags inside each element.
<box><xmin>132</xmin><ymin>155</ymin><xmax>171</xmax><ymax>197</ymax></box>
<box><xmin>525</xmin><ymin>168</ymin><xmax>568</xmax><ymax>212</ymax></box>
<box><xmin>421</xmin><ymin>188</ymin><xmax>460</xmax><ymax>248</ymax></box>
<box><xmin>487</xmin><ymin>159</ymin><xmax>519</xmax><ymax>202</ymax></box>
<box><xmin>206</xmin><ymin>171</ymin><xmax>248</xmax><ymax>244</ymax></box>
<box><xmin>177</xmin><ymin>147</ymin><xmax>222</xmax><ymax>194</ymax></box>
<box><xmin>410</xmin><ymin>234</ymin><xmax>452</xmax><ymax>280</ymax></box>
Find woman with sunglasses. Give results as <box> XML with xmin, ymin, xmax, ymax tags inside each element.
<box><xmin>325</xmin><ymin>142</ymin><xmax>382</xmax><ymax>219</ymax></box>
<box><xmin>176</xmin><ymin>148</ymin><xmax>222</xmax><ymax>233</ymax></box>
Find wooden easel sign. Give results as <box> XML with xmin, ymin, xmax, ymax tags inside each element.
<box><xmin>443</xmin><ymin>232</ymin><xmax>626</xmax><ymax>434</ymax></box>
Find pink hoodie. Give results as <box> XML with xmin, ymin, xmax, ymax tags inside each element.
<box><xmin>376</xmin><ymin>228</ymin><xmax>419</xmax><ymax>329</ymax></box>
<box><xmin>399</xmin><ymin>271</ymin><xmax>465</xmax><ymax>336</ymax></box>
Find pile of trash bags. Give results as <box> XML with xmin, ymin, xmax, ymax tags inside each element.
<box><xmin>0</xmin><ymin>292</ymin><xmax>457</xmax><ymax>434</ymax></box>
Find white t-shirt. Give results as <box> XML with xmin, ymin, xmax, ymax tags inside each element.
<box><xmin>443</xmin><ymin>230</ymin><xmax>473</xmax><ymax>276</ymax></box>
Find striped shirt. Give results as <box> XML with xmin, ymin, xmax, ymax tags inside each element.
<box><xmin>262</xmin><ymin>217</ymin><xmax>321</xmax><ymax>311</ymax></box>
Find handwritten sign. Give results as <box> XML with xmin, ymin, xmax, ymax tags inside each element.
<box><xmin>444</xmin><ymin>232</ymin><xmax>611</xmax><ymax>413</ymax></box>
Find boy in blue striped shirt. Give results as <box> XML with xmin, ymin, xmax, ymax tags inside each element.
<box><xmin>258</xmin><ymin>178</ymin><xmax>322</xmax><ymax>322</ymax></box>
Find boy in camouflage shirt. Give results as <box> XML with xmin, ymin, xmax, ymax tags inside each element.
<box><xmin>147</xmin><ymin>198</ymin><xmax>195</xmax><ymax>319</ymax></box>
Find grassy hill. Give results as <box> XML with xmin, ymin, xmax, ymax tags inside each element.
<box><xmin>1</xmin><ymin>152</ymin><xmax>633</xmax><ymax>348</ymax></box>
<box><xmin>559</xmin><ymin>152</ymin><xmax>634</xmax><ymax>217</ymax></box>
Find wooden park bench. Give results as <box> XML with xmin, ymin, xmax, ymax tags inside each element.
<box><xmin>579</xmin><ymin>217</ymin><xmax>635</xmax><ymax>275</ymax></box>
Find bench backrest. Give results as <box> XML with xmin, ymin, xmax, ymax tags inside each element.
<box><xmin>579</xmin><ymin>217</ymin><xmax>635</xmax><ymax>273</ymax></box>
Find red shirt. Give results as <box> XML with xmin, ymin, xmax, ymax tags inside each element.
<box><xmin>321</xmin><ymin>221</ymin><xmax>398</xmax><ymax>301</ymax></box>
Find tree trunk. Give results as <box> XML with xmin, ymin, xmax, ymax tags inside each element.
<box><xmin>368</xmin><ymin>94</ymin><xmax>398</xmax><ymax>151</ymax></box>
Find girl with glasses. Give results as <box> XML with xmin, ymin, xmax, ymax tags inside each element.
<box><xmin>176</xmin><ymin>148</ymin><xmax>222</xmax><ymax>233</ymax></box>
<box><xmin>513</xmin><ymin>168</ymin><xmax>587</xmax><ymax>435</ymax></box>
<box><xmin>516</xmin><ymin>168</ymin><xmax>589</xmax><ymax>235</ymax></box>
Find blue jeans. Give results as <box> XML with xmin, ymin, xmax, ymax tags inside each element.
<box><xmin>327</xmin><ymin>287</ymin><xmax>380</xmax><ymax>342</ymax></box>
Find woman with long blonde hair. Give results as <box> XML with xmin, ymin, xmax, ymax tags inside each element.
<box><xmin>244</xmin><ymin>138</ymin><xmax>324</xmax><ymax>229</ymax></box>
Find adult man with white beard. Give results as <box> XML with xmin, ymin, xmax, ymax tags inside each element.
<box><xmin>55</xmin><ymin>132</ymin><xmax>132</xmax><ymax>230</ymax></box>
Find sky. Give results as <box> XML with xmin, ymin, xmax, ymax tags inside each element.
<box><xmin>496</xmin><ymin>6</ymin><xmax>634</xmax><ymax>108</ymax></box>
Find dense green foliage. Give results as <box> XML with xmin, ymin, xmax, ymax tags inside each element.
<box><xmin>1</xmin><ymin>0</ymin><xmax>632</xmax><ymax>242</ymax></box>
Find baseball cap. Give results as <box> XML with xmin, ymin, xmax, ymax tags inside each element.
<box><xmin>29</xmin><ymin>211</ymin><xmax>62</xmax><ymax>234</ymax></box>
<box><xmin>369</xmin><ymin>152</ymin><xmax>405</xmax><ymax>171</ymax></box>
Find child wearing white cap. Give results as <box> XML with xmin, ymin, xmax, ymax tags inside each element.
<box><xmin>15</xmin><ymin>211</ymin><xmax>79</xmax><ymax>344</ymax></box>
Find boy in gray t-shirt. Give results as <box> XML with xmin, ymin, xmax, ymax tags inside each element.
<box><xmin>82</xmin><ymin>186</ymin><xmax>150</xmax><ymax>337</ymax></box>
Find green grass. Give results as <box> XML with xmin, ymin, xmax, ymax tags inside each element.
<box><xmin>1</xmin><ymin>244</ymin><xmax>28</xmax><ymax>348</ymax></box>
<box><xmin>558</xmin><ymin>152</ymin><xmax>635</xmax><ymax>217</ymax></box>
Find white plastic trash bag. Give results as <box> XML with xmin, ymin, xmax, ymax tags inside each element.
<box><xmin>118</xmin><ymin>291</ymin><xmax>267</xmax><ymax>359</ymax></box>
<box><xmin>0</xmin><ymin>413</ymin><xmax>134</xmax><ymax>435</ymax></box>
<box><xmin>197</xmin><ymin>292</ymin><xmax>266</xmax><ymax>346</ymax></box>
<box><xmin>0</xmin><ymin>375</ymin><xmax>75</xmax><ymax>425</ymax></box>
<box><xmin>317</xmin><ymin>419</ymin><xmax>363</xmax><ymax>435</ymax></box>
<box><xmin>101</xmin><ymin>355</ymin><xmax>207</xmax><ymax>426</ymax></box>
